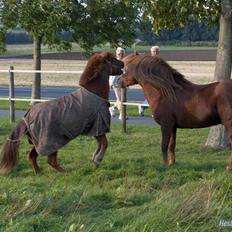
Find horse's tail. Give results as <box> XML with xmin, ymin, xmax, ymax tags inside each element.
<box><xmin>0</xmin><ymin>120</ymin><xmax>27</xmax><ymax>174</ymax></box>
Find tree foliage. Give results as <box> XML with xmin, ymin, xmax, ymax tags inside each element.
<box><xmin>71</xmin><ymin>0</ymin><xmax>137</xmax><ymax>53</ymax></box>
<box><xmin>139</xmin><ymin>0</ymin><xmax>220</xmax><ymax>33</ymax></box>
<box><xmin>0</xmin><ymin>0</ymin><xmax>73</xmax><ymax>51</ymax></box>
<box><xmin>0</xmin><ymin>0</ymin><xmax>138</xmax><ymax>53</ymax></box>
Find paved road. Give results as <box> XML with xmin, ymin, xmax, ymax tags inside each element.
<box><xmin>0</xmin><ymin>86</ymin><xmax>146</xmax><ymax>102</ymax></box>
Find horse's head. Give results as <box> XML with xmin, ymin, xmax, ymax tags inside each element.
<box><xmin>123</xmin><ymin>53</ymin><xmax>190</xmax><ymax>101</ymax></box>
<box><xmin>80</xmin><ymin>52</ymin><xmax>124</xmax><ymax>82</ymax></box>
<box><xmin>103</xmin><ymin>52</ymin><xmax>124</xmax><ymax>76</ymax></box>
<box><xmin>79</xmin><ymin>52</ymin><xmax>124</xmax><ymax>99</ymax></box>
<box><xmin>121</xmin><ymin>52</ymin><xmax>140</xmax><ymax>87</ymax></box>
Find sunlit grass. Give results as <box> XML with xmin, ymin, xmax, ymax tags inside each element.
<box><xmin>0</xmin><ymin>117</ymin><xmax>231</xmax><ymax>231</ymax></box>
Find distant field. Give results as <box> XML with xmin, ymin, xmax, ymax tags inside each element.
<box><xmin>0</xmin><ymin>59</ymin><xmax>215</xmax><ymax>87</ymax></box>
<box><xmin>0</xmin><ymin>44</ymin><xmax>217</xmax><ymax>87</ymax></box>
<box><xmin>0</xmin><ymin>44</ymin><xmax>217</xmax><ymax>57</ymax></box>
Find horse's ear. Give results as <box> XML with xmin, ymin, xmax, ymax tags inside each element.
<box><xmin>88</xmin><ymin>54</ymin><xmax>102</xmax><ymax>80</ymax></box>
<box><xmin>102</xmin><ymin>52</ymin><xmax>112</xmax><ymax>61</ymax></box>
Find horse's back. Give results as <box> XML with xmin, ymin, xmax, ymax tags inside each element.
<box><xmin>216</xmin><ymin>80</ymin><xmax>232</xmax><ymax>93</ymax></box>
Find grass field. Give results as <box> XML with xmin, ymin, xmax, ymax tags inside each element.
<box><xmin>1</xmin><ymin>44</ymin><xmax>217</xmax><ymax>57</ymax></box>
<box><xmin>0</xmin><ymin>117</ymin><xmax>232</xmax><ymax>231</ymax></box>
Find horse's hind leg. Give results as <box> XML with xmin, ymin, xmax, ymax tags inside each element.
<box><xmin>161</xmin><ymin>125</ymin><xmax>173</xmax><ymax>166</ymax></box>
<box><xmin>47</xmin><ymin>152</ymin><xmax>65</xmax><ymax>173</ymax></box>
<box><xmin>222</xmin><ymin>120</ymin><xmax>232</xmax><ymax>171</ymax></box>
<box><xmin>225</xmin><ymin>129</ymin><xmax>232</xmax><ymax>171</ymax></box>
<box><xmin>28</xmin><ymin>147</ymin><xmax>40</xmax><ymax>175</ymax></box>
<box><xmin>92</xmin><ymin>135</ymin><xmax>108</xmax><ymax>167</ymax></box>
<box><xmin>168</xmin><ymin>127</ymin><xmax>177</xmax><ymax>166</ymax></box>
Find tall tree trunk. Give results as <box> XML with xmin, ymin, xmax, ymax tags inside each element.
<box><xmin>205</xmin><ymin>0</ymin><xmax>232</xmax><ymax>149</ymax></box>
<box><xmin>32</xmin><ymin>35</ymin><xmax>42</xmax><ymax>100</ymax></box>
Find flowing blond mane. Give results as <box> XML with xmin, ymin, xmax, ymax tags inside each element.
<box><xmin>124</xmin><ymin>54</ymin><xmax>193</xmax><ymax>100</ymax></box>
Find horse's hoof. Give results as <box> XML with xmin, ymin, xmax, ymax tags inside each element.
<box><xmin>168</xmin><ymin>160</ymin><xmax>175</xmax><ymax>166</ymax></box>
<box><xmin>93</xmin><ymin>159</ymin><xmax>100</xmax><ymax>168</ymax></box>
<box><xmin>50</xmin><ymin>165</ymin><xmax>65</xmax><ymax>173</ymax></box>
<box><xmin>33</xmin><ymin>167</ymin><xmax>41</xmax><ymax>175</ymax></box>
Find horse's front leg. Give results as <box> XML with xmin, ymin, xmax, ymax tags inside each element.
<box><xmin>47</xmin><ymin>152</ymin><xmax>65</xmax><ymax>173</ymax></box>
<box><xmin>92</xmin><ymin>135</ymin><xmax>108</xmax><ymax>167</ymax></box>
<box><xmin>161</xmin><ymin>125</ymin><xmax>173</xmax><ymax>166</ymax></box>
<box><xmin>92</xmin><ymin>138</ymin><xmax>101</xmax><ymax>162</ymax></box>
<box><xmin>168</xmin><ymin>127</ymin><xmax>177</xmax><ymax>166</ymax></box>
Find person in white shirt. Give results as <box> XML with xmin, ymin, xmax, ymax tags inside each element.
<box><xmin>109</xmin><ymin>47</ymin><xmax>126</xmax><ymax>119</ymax></box>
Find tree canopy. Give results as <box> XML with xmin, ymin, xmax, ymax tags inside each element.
<box><xmin>0</xmin><ymin>0</ymin><xmax>73</xmax><ymax>51</ymax></box>
<box><xmin>0</xmin><ymin>0</ymin><xmax>138</xmax><ymax>53</ymax></box>
<box><xmin>139</xmin><ymin>0</ymin><xmax>220</xmax><ymax>33</ymax></box>
<box><xmin>71</xmin><ymin>0</ymin><xmax>137</xmax><ymax>53</ymax></box>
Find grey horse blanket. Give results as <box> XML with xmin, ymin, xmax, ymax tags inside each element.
<box><xmin>23</xmin><ymin>87</ymin><xmax>110</xmax><ymax>155</ymax></box>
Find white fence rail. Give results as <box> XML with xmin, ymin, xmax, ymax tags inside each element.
<box><xmin>0</xmin><ymin>69</ymin><xmax>83</xmax><ymax>74</ymax></box>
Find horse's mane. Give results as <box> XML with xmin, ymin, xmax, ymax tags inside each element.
<box><xmin>126</xmin><ymin>54</ymin><xmax>193</xmax><ymax>100</ymax></box>
<box><xmin>80</xmin><ymin>52</ymin><xmax>117</xmax><ymax>83</ymax></box>
<box><xmin>80</xmin><ymin>53</ymin><xmax>106</xmax><ymax>81</ymax></box>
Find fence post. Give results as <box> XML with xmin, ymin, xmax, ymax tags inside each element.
<box><xmin>9</xmin><ymin>66</ymin><xmax>15</xmax><ymax>123</ymax></box>
<box><xmin>120</xmin><ymin>86</ymin><xmax>127</xmax><ymax>132</ymax></box>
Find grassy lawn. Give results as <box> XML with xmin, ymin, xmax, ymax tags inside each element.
<box><xmin>0</xmin><ymin>117</ymin><xmax>232</xmax><ymax>231</ymax></box>
<box><xmin>0</xmin><ymin>100</ymin><xmax>31</xmax><ymax>111</ymax></box>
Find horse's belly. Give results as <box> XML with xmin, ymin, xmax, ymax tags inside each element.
<box><xmin>177</xmin><ymin>116</ymin><xmax>221</xmax><ymax>128</ymax></box>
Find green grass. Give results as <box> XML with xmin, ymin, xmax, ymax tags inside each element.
<box><xmin>0</xmin><ymin>117</ymin><xmax>232</xmax><ymax>232</ymax></box>
<box><xmin>0</xmin><ymin>100</ymin><xmax>31</xmax><ymax>111</ymax></box>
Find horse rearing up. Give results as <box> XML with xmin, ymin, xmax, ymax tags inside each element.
<box><xmin>0</xmin><ymin>52</ymin><xmax>124</xmax><ymax>175</ymax></box>
<box><xmin>122</xmin><ymin>53</ymin><xmax>232</xmax><ymax>171</ymax></box>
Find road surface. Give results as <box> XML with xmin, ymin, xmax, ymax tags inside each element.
<box><xmin>0</xmin><ymin>86</ymin><xmax>146</xmax><ymax>102</ymax></box>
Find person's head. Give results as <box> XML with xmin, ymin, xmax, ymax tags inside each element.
<box><xmin>116</xmin><ymin>47</ymin><xmax>125</xmax><ymax>60</ymax></box>
<box><xmin>150</xmin><ymin>46</ymin><xmax>160</xmax><ymax>57</ymax></box>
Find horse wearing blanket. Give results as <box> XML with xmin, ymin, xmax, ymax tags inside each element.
<box><xmin>0</xmin><ymin>52</ymin><xmax>124</xmax><ymax>174</ymax></box>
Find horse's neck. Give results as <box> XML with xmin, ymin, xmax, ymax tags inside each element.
<box><xmin>140</xmin><ymin>82</ymin><xmax>161</xmax><ymax>112</ymax></box>
<box><xmin>79</xmin><ymin>76</ymin><xmax>109</xmax><ymax>100</ymax></box>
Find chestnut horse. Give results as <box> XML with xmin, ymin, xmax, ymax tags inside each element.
<box><xmin>0</xmin><ymin>52</ymin><xmax>124</xmax><ymax>174</ymax></box>
<box><xmin>122</xmin><ymin>53</ymin><xmax>232</xmax><ymax>171</ymax></box>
